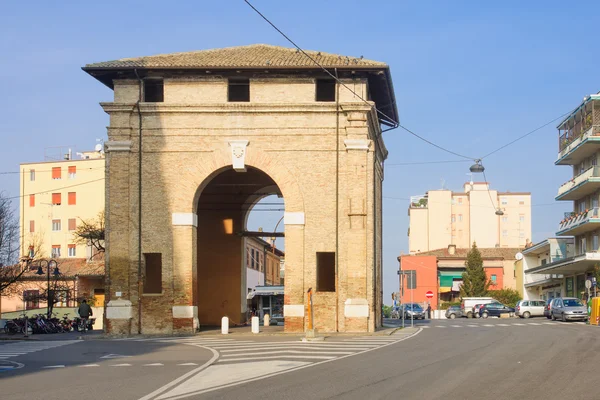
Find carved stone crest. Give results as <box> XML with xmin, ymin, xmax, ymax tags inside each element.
<box><xmin>228</xmin><ymin>140</ymin><xmax>249</xmax><ymax>172</ymax></box>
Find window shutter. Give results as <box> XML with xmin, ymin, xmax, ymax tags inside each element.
<box><xmin>68</xmin><ymin>166</ymin><xmax>76</xmax><ymax>174</ymax></box>
<box><xmin>29</xmin><ymin>194</ymin><xmax>35</xmax><ymax>207</ymax></box>
<box><xmin>68</xmin><ymin>218</ymin><xmax>76</xmax><ymax>231</ymax></box>
<box><xmin>52</xmin><ymin>167</ymin><xmax>61</xmax><ymax>179</ymax></box>
<box><xmin>30</xmin><ymin>220</ymin><xmax>35</xmax><ymax>232</ymax></box>
<box><xmin>68</xmin><ymin>192</ymin><xmax>76</xmax><ymax>205</ymax></box>
<box><xmin>52</xmin><ymin>193</ymin><xmax>61</xmax><ymax>205</ymax></box>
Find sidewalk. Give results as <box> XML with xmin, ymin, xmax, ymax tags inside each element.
<box><xmin>0</xmin><ymin>330</ymin><xmax>102</xmax><ymax>341</ymax></box>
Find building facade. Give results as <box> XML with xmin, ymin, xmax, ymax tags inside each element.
<box><xmin>246</xmin><ymin>236</ymin><xmax>284</xmax><ymax>293</ymax></box>
<box><xmin>83</xmin><ymin>44</ymin><xmax>396</xmax><ymax>334</ymax></box>
<box><xmin>19</xmin><ymin>151</ymin><xmax>105</xmax><ymax>261</ymax></box>
<box><xmin>520</xmin><ymin>237</ymin><xmax>574</xmax><ymax>300</ymax></box>
<box><xmin>523</xmin><ymin>94</ymin><xmax>600</xmax><ymax>300</ymax></box>
<box><xmin>399</xmin><ymin>245</ymin><xmax>521</xmax><ymax>308</ymax></box>
<box><xmin>408</xmin><ymin>182</ymin><xmax>531</xmax><ymax>254</ymax></box>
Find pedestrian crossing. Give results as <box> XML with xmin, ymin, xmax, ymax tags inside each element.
<box><xmin>0</xmin><ymin>340</ymin><xmax>80</xmax><ymax>360</ymax></box>
<box><xmin>137</xmin><ymin>334</ymin><xmax>411</xmax><ymax>366</ymax></box>
<box><xmin>419</xmin><ymin>321</ymin><xmax>588</xmax><ymax>329</ymax></box>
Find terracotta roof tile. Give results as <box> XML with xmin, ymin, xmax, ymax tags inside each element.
<box><xmin>84</xmin><ymin>44</ymin><xmax>387</xmax><ymax>69</ymax></box>
<box><xmin>413</xmin><ymin>247</ymin><xmax>522</xmax><ymax>260</ymax></box>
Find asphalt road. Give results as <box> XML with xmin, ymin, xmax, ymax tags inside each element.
<box><xmin>1</xmin><ymin>318</ymin><xmax>599</xmax><ymax>400</ymax></box>
<box><xmin>196</xmin><ymin>318</ymin><xmax>600</xmax><ymax>400</ymax></box>
<box><xmin>0</xmin><ymin>339</ymin><xmax>214</xmax><ymax>400</ymax></box>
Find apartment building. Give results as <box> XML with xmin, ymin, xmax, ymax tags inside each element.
<box><xmin>19</xmin><ymin>149</ymin><xmax>105</xmax><ymax>261</ymax></box>
<box><xmin>408</xmin><ymin>182</ymin><xmax>531</xmax><ymax>253</ymax></box>
<box><xmin>246</xmin><ymin>236</ymin><xmax>284</xmax><ymax>294</ymax></box>
<box><xmin>523</xmin><ymin>94</ymin><xmax>600</xmax><ymax>300</ymax></box>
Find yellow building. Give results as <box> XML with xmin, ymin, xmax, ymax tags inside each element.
<box><xmin>408</xmin><ymin>182</ymin><xmax>531</xmax><ymax>253</ymax></box>
<box><xmin>20</xmin><ymin>149</ymin><xmax>105</xmax><ymax>260</ymax></box>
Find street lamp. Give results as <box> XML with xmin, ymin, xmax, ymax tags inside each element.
<box><xmin>35</xmin><ymin>259</ymin><xmax>60</xmax><ymax>318</ymax></box>
<box><xmin>469</xmin><ymin>159</ymin><xmax>485</xmax><ymax>173</ymax></box>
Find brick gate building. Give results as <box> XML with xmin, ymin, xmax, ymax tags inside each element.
<box><xmin>83</xmin><ymin>44</ymin><xmax>397</xmax><ymax>334</ymax></box>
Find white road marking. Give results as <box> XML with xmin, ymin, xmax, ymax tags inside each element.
<box><xmin>451</xmin><ymin>325</ymin><xmax>461</xmax><ymax>328</ymax></box>
<box><xmin>497</xmin><ymin>324</ymin><xmax>509</xmax><ymax>326</ymax></box>
<box><xmin>111</xmin><ymin>363</ymin><xmax>132</xmax><ymax>367</ymax></box>
<box><xmin>144</xmin><ymin>363</ymin><xmax>164</xmax><ymax>366</ymax></box>
<box><xmin>467</xmin><ymin>325</ymin><xmax>478</xmax><ymax>327</ymax></box>
<box><xmin>218</xmin><ymin>355</ymin><xmax>337</xmax><ymax>362</ymax></box>
<box><xmin>528</xmin><ymin>323</ymin><xmax>541</xmax><ymax>326</ymax></box>
<box><xmin>211</xmin><ymin>344</ymin><xmax>376</xmax><ymax>351</ymax></box>
<box><xmin>0</xmin><ymin>340</ymin><xmax>79</xmax><ymax>361</ymax></box>
<box><xmin>512</xmin><ymin>323</ymin><xmax>525</xmax><ymax>326</ymax></box>
<box><xmin>43</xmin><ymin>365</ymin><xmax>65</xmax><ymax>368</ymax></box>
<box><xmin>483</xmin><ymin>324</ymin><xmax>494</xmax><ymax>327</ymax></box>
<box><xmin>220</xmin><ymin>346</ymin><xmax>372</xmax><ymax>353</ymax></box>
<box><xmin>100</xmin><ymin>353</ymin><xmax>132</xmax><ymax>359</ymax></box>
<box><xmin>79</xmin><ymin>364</ymin><xmax>100</xmax><ymax>367</ymax></box>
<box><xmin>435</xmin><ymin>326</ymin><xmax>447</xmax><ymax>328</ymax></box>
<box><xmin>221</xmin><ymin>350</ymin><xmax>354</xmax><ymax>357</ymax></box>
<box><xmin>177</xmin><ymin>363</ymin><xmax>199</xmax><ymax>366</ymax></box>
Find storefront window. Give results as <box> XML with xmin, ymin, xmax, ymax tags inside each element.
<box><xmin>576</xmin><ymin>275</ymin><xmax>586</xmax><ymax>299</ymax></box>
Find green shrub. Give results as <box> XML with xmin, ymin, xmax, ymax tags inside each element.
<box><xmin>488</xmin><ymin>288</ymin><xmax>522</xmax><ymax>308</ymax></box>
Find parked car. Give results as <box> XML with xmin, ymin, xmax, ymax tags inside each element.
<box><xmin>445</xmin><ymin>306</ymin><xmax>463</xmax><ymax>319</ymax></box>
<box><xmin>544</xmin><ymin>298</ymin><xmax>553</xmax><ymax>319</ymax></box>
<box><xmin>461</xmin><ymin>297</ymin><xmax>498</xmax><ymax>318</ymax></box>
<box><xmin>472</xmin><ymin>301</ymin><xmax>502</xmax><ymax>318</ymax></box>
<box><xmin>479</xmin><ymin>303</ymin><xmax>515</xmax><ymax>318</ymax></box>
<box><xmin>549</xmin><ymin>297</ymin><xmax>588</xmax><ymax>322</ymax></box>
<box><xmin>516</xmin><ymin>300</ymin><xmax>546</xmax><ymax>318</ymax></box>
<box><xmin>402</xmin><ymin>303</ymin><xmax>425</xmax><ymax>320</ymax></box>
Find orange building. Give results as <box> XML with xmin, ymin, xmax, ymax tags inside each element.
<box><xmin>398</xmin><ymin>245</ymin><xmax>521</xmax><ymax>309</ymax></box>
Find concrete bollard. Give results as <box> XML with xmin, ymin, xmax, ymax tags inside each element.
<box><xmin>221</xmin><ymin>316</ymin><xmax>229</xmax><ymax>334</ymax></box>
<box><xmin>251</xmin><ymin>316</ymin><xmax>259</xmax><ymax>334</ymax></box>
<box><xmin>264</xmin><ymin>314</ymin><xmax>270</xmax><ymax>327</ymax></box>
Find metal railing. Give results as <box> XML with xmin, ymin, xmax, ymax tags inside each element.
<box><xmin>558</xmin><ymin>207</ymin><xmax>600</xmax><ymax>232</ymax></box>
<box><xmin>557</xmin><ymin>166</ymin><xmax>600</xmax><ymax>197</ymax></box>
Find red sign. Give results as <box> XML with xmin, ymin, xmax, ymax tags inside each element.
<box><xmin>426</xmin><ymin>291</ymin><xmax>434</xmax><ymax>299</ymax></box>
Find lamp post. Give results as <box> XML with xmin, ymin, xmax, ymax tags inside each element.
<box><xmin>35</xmin><ymin>259</ymin><xmax>60</xmax><ymax>318</ymax></box>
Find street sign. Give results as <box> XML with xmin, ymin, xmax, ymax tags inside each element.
<box><xmin>426</xmin><ymin>291</ymin><xmax>433</xmax><ymax>299</ymax></box>
<box><xmin>586</xmin><ymin>280</ymin><xmax>592</xmax><ymax>289</ymax></box>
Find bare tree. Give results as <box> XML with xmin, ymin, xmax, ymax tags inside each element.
<box><xmin>73</xmin><ymin>211</ymin><xmax>105</xmax><ymax>258</ymax></box>
<box><xmin>0</xmin><ymin>192</ymin><xmax>25</xmax><ymax>293</ymax></box>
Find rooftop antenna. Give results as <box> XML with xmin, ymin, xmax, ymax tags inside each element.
<box><xmin>440</xmin><ymin>178</ymin><xmax>446</xmax><ymax>190</ymax></box>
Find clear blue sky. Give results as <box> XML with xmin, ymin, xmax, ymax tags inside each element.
<box><xmin>2</xmin><ymin>1</ymin><xmax>599</xmax><ymax>305</ymax></box>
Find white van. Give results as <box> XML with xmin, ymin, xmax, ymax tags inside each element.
<box><xmin>460</xmin><ymin>297</ymin><xmax>499</xmax><ymax>318</ymax></box>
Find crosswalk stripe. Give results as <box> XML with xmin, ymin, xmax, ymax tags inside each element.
<box><xmin>451</xmin><ymin>325</ymin><xmax>461</xmax><ymax>327</ymax></box>
<box><xmin>497</xmin><ymin>324</ymin><xmax>509</xmax><ymax>326</ymax></box>
<box><xmin>483</xmin><ymin>324</ymin><xmax>494</xmax><ymax>327</ymax></box>
<box><xmin>435</xmin><ymin>326</ymin><xmax>447</xmax><ymax>328</ymax></box>
<box><xmin>217</xmin><ymin>345</ymin><xmax>374</xmax><ymax>352</ymax></box>
<box><xmin>217</xmin><ymin>355</ymin><xmax>337</xmax><ymax>362</ymax></box>
<box><xmin>221</xmin><ymin>350</ymin><xmax>354</xmax><ymax>357</ymax></box>
<box><xmin>210</xmin><ymin>343</ymin><xmax>376</xmax><ymax>350</ymax></box>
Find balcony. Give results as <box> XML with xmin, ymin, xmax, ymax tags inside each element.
<box><xmin>409</xmin><ymin>195</ymin><xmax>428</xmax><ymax>209</ymax></box>
<box><xmin>525</xmin><ymin>252</ymin><xmax>600</xmax><ymax>276</ymax></box>
<box><xmin>556</xmin><ymin>95</ymin><xmax>600</xmax><ymax>165</ymax></box>
<box><xmin>557</xmin><ymin>207</ymin><xmax>600</xmax><ymax>236</ymax></box>
<box><xmin>556</xmin><ymin>166</ymin><xmax>600</xmax><ymax>200</ymax></box>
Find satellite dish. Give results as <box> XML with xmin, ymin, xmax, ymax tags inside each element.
<box><xmin>515</xmin><ymin>252</ymin><xmax>523</xmax><ymax>261</ymax></box>
<box><xmin>95</xmin><ymin>144</ymin><xmax>103</xmax><ymax>152</ymax></box>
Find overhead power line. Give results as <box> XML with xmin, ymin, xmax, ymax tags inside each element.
<box><xmin>386</xmin><ymin>160</ymin><xmax>471</xmax><ymax>166</ymax></box>
<box><xmin>7</xmin><ymin>178</ymin><xmax>106</xmax><ymax>200</ymax></box>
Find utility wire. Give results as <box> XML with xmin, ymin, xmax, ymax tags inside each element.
<box><xmin>481</xmin><ymin>170</ymin><xmax>498</xmax><ymax>211</ymax></box>
<box><xmin>386</xmin><ymin>160</ymin><xmax>471</xmax><ymax>166</ymax></box>
<box><xmin>7</xmin><ymin>178</ymin><xmax>106</xmax><ymax>200</ymax></box>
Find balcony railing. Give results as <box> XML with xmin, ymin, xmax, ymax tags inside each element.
<box><xmin>557</xmin><ymin>166</ymin><xmax>600</xmax><ymax>197</ymax></box>
<box><xmin>558</xmin><ymin>207</ymin><xmax>600</xmax><ymax>233</ymax></box>
<box><xmin>558</xmin><ymin>124</ymin><xmax>600</xmax><ymax>154</ymax></box>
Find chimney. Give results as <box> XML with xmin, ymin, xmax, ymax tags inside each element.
<box><xmin>448</xmin><ymin>244</ymin><xmax>456</xmax><ymax>255</ymax></box>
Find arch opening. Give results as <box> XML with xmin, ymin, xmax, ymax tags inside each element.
<box><xmin>195</xmin><ymin>166</ymin><xmax>284</xmax><ymax>326</ymax></box>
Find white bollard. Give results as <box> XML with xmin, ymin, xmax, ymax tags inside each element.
<box><xmin>264</xmin><ymin>314</ymin><xmax>270</xmax><ymax>327</ymax></box>
<box><xmin>251</xmin><ymin>316</ymin><xmax>259</xmax><ymax>334</ymax></box>
<box><xmin>221</xmin><ymin>316</ymin><xmax>229</xmax><ymax>335</ymax></box>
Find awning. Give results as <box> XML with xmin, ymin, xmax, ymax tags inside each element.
<box><xmin>246</xmin><ymin>286</ymin><xmax>285</xmax><ymax>300</ymax></box>
<box><xmin>525</xmin><ymin>253</ymin><xmax>600</xmax><ymax>275</ymax></box>
<box><xmin>439</xmin><ymin>271</ymin><xmax>464</xmax><ymax>287</ymax></box>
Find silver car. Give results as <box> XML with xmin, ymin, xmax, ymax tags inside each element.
<box><xmin>516</xmin><ymin>300</ymin><xmax>546</xmax><ymax>318</ymax></box>
<box><xmin>549</xmin><ymin>298</ymin><xmax>588</xmax><ymax>322</ymax></box>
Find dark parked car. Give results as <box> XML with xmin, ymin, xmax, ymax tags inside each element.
<box><xmin>479</xmin><ymin>303</ymin><xmax>515</xmax><ymax>318</ymax></box>
<box><xmin>445</xmin><ymin>306</ymin><xmax>463</xmax><ymax>319</ymax></box>
<box><xmin>402</xmin><ymin>303</ymin><xmax>425</xmax><ymax>320</ymax></box>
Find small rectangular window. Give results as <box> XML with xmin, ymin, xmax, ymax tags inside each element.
<box><xmin>519</xmin><ymin>231</ymin><xmax>525</xmax><ymax>238</ymax></box>
<box><xmin>228</xmin><ymin>78</ymin><xmax>250</xmax><ymax>102</ymax></box>
<box><xmin>24</xmin><ymin>290</ymin><xmax>39</xmax><ymax>310</ymax></box>
<box><xmin>52</xmin><ymin>167</ymin><xmax>61</xmax><ymax>180</ymax></box>
<box><xmin>52</xmin><ymin>219</ymin><xmax>61</xmax><ymax>232</ymax></box>
<box><xmin>458</xmin><ymin>214</ymin><xmax>463</xmax><ymax>222</ymax></box>
<box><xmin>451</xmin><ymin>214</ymin><xmax>456</xmax><ymax>223</ymax></box>
<box><xmin>502</xmin><ymin>216</ymin><xmax>508</xmax><ymax>223</ymax></box>
<box><xmin>29</xmin><ymin>194</ymin><xmax>35</xmax><ymax>207</ymax></box>
<box><xmin>144</xmin><ymin>253</ymin><xmax>162</xmax><ymax>294</ymax></box>
<box><xmin>501</xmin><ymin>197</ymin><xmax>508</xmax><ymax>205</ymax></box>
<box><xmin>502</xmin><ymin>230</ymin><xmax>508</xmax><ymax>237</ymax></box>
<box><xmin>52</xmin><ymin>193</ymin><xmax>61</xmax><ymax>205</ymax></box>
<box><xmin>316</xmin><ymin>252</ymin><xmax>335</xmax><ymax>292</ymax></box>
<box><xmin>519</xmin><ymin>197</ymin><xmax>525</xmax><ymax>205</ymax></box>
<box><xmin>458</xmin><ymin>198</ymin><xmax>463</xmax><ymax>204</ymax></box>
<box><xmin>51</xmin><ymin>245</ymin><xmax>61</xmax><ymax>258</ymax></box>
<box><xmin>68</xmin><ymin>166</ymin><xmax>76</xmax><ymax>179</ymax></box>
<box><xmin>491</xmin><ymin>274</ymin><xmax>497</xmax><ymax>284</ymax></box>
<box><xmin>29</xmin><ymin>220</ymin><xmax>35</xmax><ymax>233</ymax></box>
<box><xmin>68</xmin><ymin>218</ymin><xmax>76</xmax><ymax>231</ymax></box>
<box><xmin>68</xmin><ymin>192</ymin><xmax>76</xmax><ymax>205</ymax></box>
<box><xmin>143</xmin><ymin>79</ymin><xmax>164</xmax><ymax>102</ymax></box>
<box><xmin>68</xmin><ymin>244</ymin><xmax>76</xmax><ymax>257</ymax></box>
<box><xmin>30</xmin><ymin>169</ymin><xmax>35</xmax><ymax>181</ymax></box>
<box><xmin>316</xmin><ymin>79</ymin><xmax>336</xmax><ymax>102</ymax></box>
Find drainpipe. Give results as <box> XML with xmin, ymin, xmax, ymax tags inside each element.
<box><xmin>335</xmin><ymin>69</ymin><xmax>340</xmax><ymax>332</ymax></box>
<box><xmin>134</xmin><ymin>69</ymin><xmax>143</xmax><ymax>334</ymax></box>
